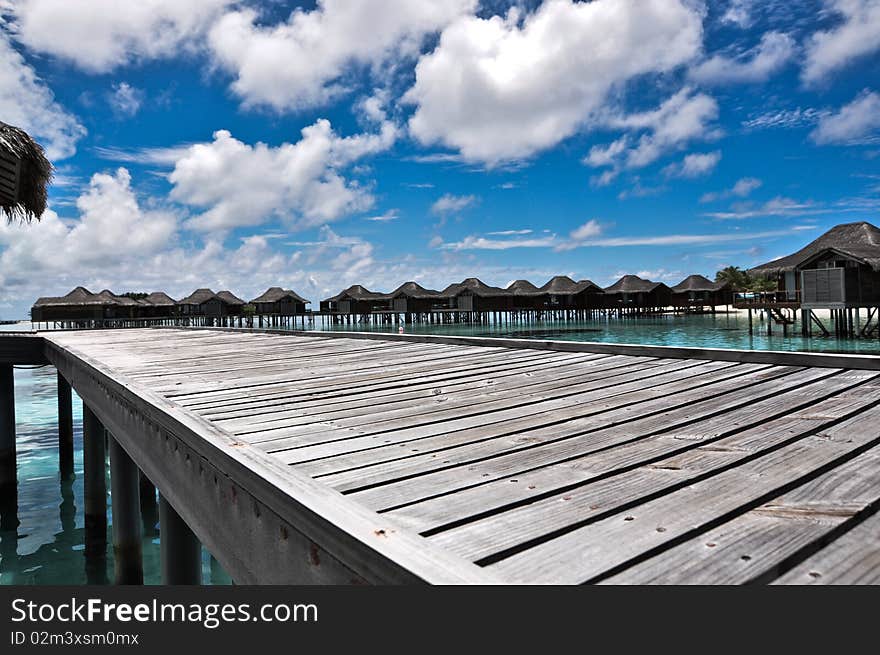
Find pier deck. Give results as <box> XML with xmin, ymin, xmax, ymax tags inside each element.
<box><xmin>40</xmin><ymin>328</ymin><xmax>880</xmax><ymax>584</ymax></box>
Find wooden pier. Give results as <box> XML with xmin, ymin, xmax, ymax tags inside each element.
<box><xmin>3</xmin><ymin>327</ymin><xmax>880</xmax><ymax>584</ymax></box>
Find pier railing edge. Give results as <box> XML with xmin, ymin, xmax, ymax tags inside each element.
<box><xmin>159</xmin><ymin>326</ymin><xmax>880</xmax><ymax>370</ymax></box>
<box><xmin>41</xmin><ymin>335</ymin><xmax>500</xmax><ymax>585</ymax></box>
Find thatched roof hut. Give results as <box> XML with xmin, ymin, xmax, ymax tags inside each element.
<box><xmin>0</xmin><ymin>121</ymin><xmax>52</xmax><ymax>222</ymax></box>
<box><xmin>506</xmin><ymin>279</ymin><xmax>541</xmax><ymax>295</ymax></box>
<box><xmin>750</xmin><ymin>222</ymin><xmax>880</xmax><ymax>275</ymax></box>
<box><xmin>671</xmin><ymin>275</ymin><xmax>727</xmax><ymax>293</ymax></box>
<box><xmin>178</xmin><ymin>288</ymin><xmax>219</xmax><ymax>306</ymax></box>
<box><xmin>389</xmin><ymin>281</ymin><xmax>442</xmax><ymax>299</ymax></box>
<box><xmin>442</xmin><ymin>277</ymin><xmax>513</xmax><ymax>311</ymax></box>
<box><xmin>143</xmin><ymin>291</ymin><xmax>178</xmax><ymax>307</ymax></box>
<box><xmin>31</xmin><ymin>286</ymin><xmax>143</xmax><ymax>321</ymax></box>
<box><xmin>251</xmin><ymin>287</ymin><xmax>310</xmax><ymax>315</ymax></box>
<box><xmin>217</xmin><ymin>290</ymin><xmax>245</xmax><ymax>306</ymax></box>
<box><xmin>320</xmin><ymin>284</ymin><xmax>391</xmax><ymax>313</ymax></box>
<box><xmin>250</xmin><ymin>287</ymin><xmax>309</xmax><ymax>305</ymax></box>
<box><xmin>603</xmin><ymin>275</ymin><xmax>671</xmax><ymax>308</ymax></box>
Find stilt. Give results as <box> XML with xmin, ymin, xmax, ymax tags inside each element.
<box><xmin>57</xmin><ymin>373</ymin><xmax>74</xmax><ymax>479</ymax></box>
<box><xmin>82</xmin><ymin>404</ymin><xmax>108</xmax><ymax>581</ymax></box>
<box><xmin>160</xmin><ymin>494</ymin><xmax>201</xmax><ymax>585</ymax></box>
<box><xmin>109</xmin><ymin>435</ymin><xmax>143</xmax><ymax>584</ymax></box>
<box><xmin>139</xmin><ymin>471</ymin><xmax>158</xmax><ymax>535</ymax></box>
<box><xmin>0</xmin><ymin>364</ymin><xmax>17</xmax><ymax>531</ymax></box>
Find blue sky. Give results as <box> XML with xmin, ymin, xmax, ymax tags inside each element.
<box><xmin>0</xmin><ymin>0</ymin><xmax>879</xmax><ymax>318</ymax></box>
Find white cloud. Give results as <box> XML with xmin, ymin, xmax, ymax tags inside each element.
<box><xmin>721</xmin><ymin>0</ymin><xmax>754</xmax><ymax>28</ymax></box>
<box><xmin>487</xmin><ymin>229</ymin><xmax>532</xmax><ymax>236</ymax></box>
<box><xmin>663</xmin><ymin>151</ymin><xmax>722</xmax><ymax>179</ymax></box>
<box><xmin>555</xmin><ymin>219</ymin><xmax>605</xmax><ymax>251</ymax></box>
<box><xmin>705</xmin><ymin>196</ymin><xmax>823</xmax><ymax>219</ymax></box>
<box><xmin>700</xmin><ymin>177</ymin><xmax>762</xmax><ymax>203</ymax></box>
<box><xmin>441</xmin><ymin>234</ymin><xmax>557</xmax><ymax>250</ymax></box>
<box><xmin>690</xmin><ymin>31</ymin><xmax>795</xmax><ymax>85</ymax></box>
<box><xmin>108</xmin><ymin>82</ymin><xmax>144</xmax><ymax>117</ymax></box>
<box><xmin>0</xmin><ymin>167</ymin><xmax>177</xmax><ymax>287</ymax></box>
<box><xmin>94</xmin><ymin>144</ymin><xmax>194</xmax><ymax>166</ymax></box>
<box><xmin>0</xmin><ymin>30</ymin><xmax>85</xmax><ymax>159</ymax></box>
<box><xmin>431</xmin><ymin>193</ymin><xmax>477</xmax><ymax>215</ymax></box>
<box><xmin>585</xmin><ymin>89</ymin><xmax>720</xmax><ymax>181</ymax></box>
<box><xmin>811</xmin><ymin>89</ymin><xmax>880</xmax><ymax>145</ymax></box>
<box><xmin>167</xmin><ymin>118</ymin><xmax>398</xmax><ymax>232</ymax></box>
<box><xmin>405</xmin><ymin>0</ymin><xmax>703</xmax><ymax>165</ymax></box>
<box><xmin>208</xmin><ymin>0</ymin><xmax>475</xmax><ymax>111</ymax></box>
<box><xmin>365</xmin><ymin>209</ymin><xmax>399</xmax><ymax>222</ymax></box>
<box><xmin>802</xmin><ymin>0</ymin><xmax>880</xmax><ymax>85</ymax></box>
<box><xmin>741</xmin><ymin>107</ymin><xmax>826</xmax><ymax>130</ymax></box>
<box><xmin>6</xmin><ymin>0</ymin><xmax>233</xmax><ymax>72</ymax></box>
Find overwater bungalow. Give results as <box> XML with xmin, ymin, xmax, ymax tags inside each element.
<box><xmin>443</xmin><ymin>278</ymin><xmax>514</xmax><ymax>312</ymax></box>
<box><xmin>31</xmin><ymin>286</ymin><xmax>139</xmax><ymax>323</ymax></box>
<box><xmin>603</xmin><ymin>275</ymin><xmax>672</xmax><ymax>312</ymax></box>
<box><xmin>389</xmin><ymin>282</ymin><xmax>445</xmax><ymax>313</ymax></box>
<box><xmin>539</xmin><ymin>276</ymin><xmax>604</xmax><ymax>309</ymax></box>
<box><xmin>250</xmin><ymin>287</ymin><xmax>310</xmax><ymax>316</ymax></box>
<box><xmin>177</xmin><ymin>288</ymin><xmax>232</xmax><ymax>318</ymax></box>
<box><xmin>506</xmin><ymin>279</ymin><xmax>545</xmax><ymax>310</ymax></box>
<box><xmin>750</xmin><ymin>221</ymin><xmax>880</xmax><ymax>307</ymax></box>
<box><xmin>216</xmin><ymin>290</ymin><xmax>246</xmax><ymax>316</ymax></box>
<box><xmin>138</xmin><ymin>292</ymin><xmax>178</xmax><ymax>318</ymax></box>
<box><xmin>670</xmin><ymin>275</ymin><xmax>733</xmax><ymax>310</ymax></box>
<box><xmin>1</xmin><ymin>121</ymin><xmax>52</xmax><ymax>222</ymax></box>
<box><xmin>320</xmin><ymin>285</ymin><xmax>392</xmax><ymax>314</ymax></box>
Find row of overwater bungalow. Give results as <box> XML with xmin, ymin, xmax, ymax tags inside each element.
<box><xmin>319</xmin><ymin>274</ymin><xmax>733</xmax><ymax>324</ymax></box>
<box><xmin>31</xmin><ymin>286</ymin><xmax>311</xmax><ymax>328</ymax></box>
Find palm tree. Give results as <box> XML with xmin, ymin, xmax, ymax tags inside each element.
<box><xmin>0</xmin><ymin>121</ymin><xmax>53</xmax><ymax>222</ymax></box>
<box><xmin>715</xmin><ymin>266</ymin><xmax>751</xmax><ymax>291</ymax></box>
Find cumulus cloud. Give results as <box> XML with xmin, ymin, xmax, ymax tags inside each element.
<box><xmin>663</xmin><ymin>151</ymin><xmax>722</xmax><ymax>179</ymax></box>
<box><xmin>431</xmin><ymin>194</ymin><xmax>478</xmax><ymax>215</ymax></box>
<box><xmin>811</xmin><ymin>89</ymin><xmax>880</xmax><ymax>145</ymax></box>
<box><xmin>208</xmin><ymin>0</ymin><xmax>475</xmax><ymax>111</ymax></box>
<box><xmin>802</xmin><ymin>0</ymin><xmax>880</xmax><ymax>85</ymax></box>
<box><xmin>168</xmin><ymin>118</ymin><xmax>398</xmax><ymax>232</ymax></box>
<box><xmin>108</xmin><ymin>82</ymin><xmax>145</xmax><ymax>117</ymax></box>
<box><xmin>405</xmin><ymin>0</ymin><xmax>703</xmax><ymax>165</ymax></box>
<box><xmin>6</xmin><ymin>0</ymin><xmax>233</xmax><ymax>72</ymax></box>
<box><xmin>0</xmin><ymin>167</ymin><xmax>177</xmax><ymax>291</ymax></box>
<box><xmin>721</xmin><ymin>0</ymin><xmax>755</xmax><ymax>28</ymax></box>
<box><xmin>0</xmin><ymin>30</ymin><xmax>85</xmax><ymax>159</ymax></box>
<box><xmin>585</xmin><ymin>89</ymin><xmax>720</xmax><ymax>183</ymax></box>
<box><xmin>690</xmin><ymin>31</ymin><xmax>795</xmax><ymax>85</ymax></box>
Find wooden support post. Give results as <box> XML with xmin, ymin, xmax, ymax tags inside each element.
<box><xmin>57</xmin><ymin>372</ymin><xmax>74</xmax><ymax>479</ymax></box>
<box><xmin>82</xmin><ymin>405</ymin><xmax>107</xmax><ymax>559</ymax></box>
<box><xmin>109</xmin><ymin>435</ymin><xmax>143</xmax><ymax>584</ymax></box>
<box><xmin>160</xmin><ymin>494</ymin><xmax>202</xmax><ymax>585</ymax></box>
<box><xmin>0</xmin><ymin>364</ymin><xmax>16</xmax><ymax>496</ymax></box>
<box><xmin>0</xmin><ymin>364</ymin><xmax>17</xmax><ymax>532</ymax></box>
<box><xmin>139</xmin><ymin>470</ymin><xmax>158</xmax><ymax>535</ymax></box>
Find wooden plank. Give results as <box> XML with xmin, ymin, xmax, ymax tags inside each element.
<box><xmin>772</xmin><ymin>510</ymin><xmax>880</xmax><ymax>585</ymax></box>
<box><xmin>377</xmin><ymin>373</ymin><xmax>879</xmax><ymax>540</ymax></box>
<box><xmin>601</xmin><ymin>448</ymin><xmax>880</xmax><ymax>584</ymax></box>
<box><xmin>483</xmin><ymin>402</ymin><xmax>880</xmax><ymax>583</ymax></box>
<box><xmin>336</xmin><ymin>366</ymin><xmax>827</xmax><ymax>509</ymax></box>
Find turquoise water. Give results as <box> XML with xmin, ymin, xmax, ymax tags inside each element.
<box><xmin>319</xmin><ymin>310</ymin><xmax>880</xmax><ymax>354</ymax></box>
<box><xmin>3</xmin><ymin>311</ymin><xmax>879</xmax><ymax>585</ymax></box>
<box><xmin>0</xmin><ymin>326</ymin><xmax>231</xmax><ymax>585</ymax></box>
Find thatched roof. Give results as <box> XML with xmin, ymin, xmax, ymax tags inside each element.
<box><xmin>671</xmin><ymin>274</ymin><xmax>728</xmax><ymax>293</ymax></box>
<box><xmin>0</xmin><ymin>121</ymin><xmax>52</xmax><ymax>222</ymax></box>
<box><xmin>442</xmin><ymin>277</ymin><xmax>511</xmax><ymax>298</ymax></box>
<box><xmin>539</xmin><ymin>276</ymin><xmax>603</xmax><ymax>295</ymax></box>
<box><xmin>33</xmin><ymin>286</ymin><xmax>138</xmax><ymax>308</ymax></box>
<box><xmin>506</xmin><ymin>279</ymin><xmax>542</xmax><ymax>295</ymax></box>
<box><xmin>178</xmin><ymin>288</ymin><xmax>219</xmax><ymax>305</ymax></box>
<box><xmin>250</xmin><ymin>287</ymin><xmax>309</xmax><ymax>304</ymax></box>
<box><xmin>143</xmin><ymin>291</ymin><xmax>177</xmax><ymax>306</ymax></box>
<box><xmin>389</xmin><ymin>281</ymin><xmax>441</xmax><ymax>299</ymax></box>
<box><xmin>604</xmin><ymin>275</ymin><xmax>667</xmax><ymax>294</ymax></box>
<box><xmin>324</xmin><ymin>285</ymin><xmax>390</xmax><ymax>303</ymax></box>
<box><xmin>217</xmin><ymin>290</ymin><xmax>245</xmax><ymax>306</ymax></box>
<box><xmin>750</xmin><ymin>222</ymin><xmax>880</xmax><ymax>275</ymax></box>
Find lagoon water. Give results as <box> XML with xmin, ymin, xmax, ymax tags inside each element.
<box><xmin>2</xmin><ymin>311</ymin><xmax>878</xmax><ymax>585</ymax></box>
